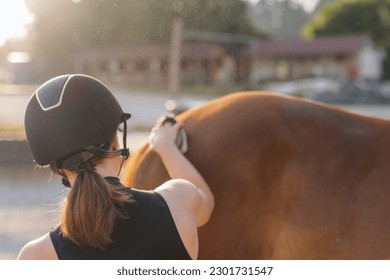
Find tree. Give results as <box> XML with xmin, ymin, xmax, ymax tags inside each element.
<box><xmin>303</xmin><ymin>0</ymin><xmax>390</xmax><ymax>78</ymax></box>
<box><xmin>24</xmin><ymin>0</ymin><xmax>259</xmax><ymax>79</ymax></box>
<box><xmin>313</xmin><ymin>0</ymin><xmax>335</xmax><ymax>13</ymax></box>
<box><xmin>303</xmin><ymin>0</ymin><xmax>390</xmax><ymax>45</ymax></box>
<box><xmin>245</xmin><ymin>0</ymin><xmax>338</xmax><ymax>39</ymax></box>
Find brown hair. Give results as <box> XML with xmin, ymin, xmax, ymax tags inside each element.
<box><xmin>60</xmin><ymin>141</ymin><xmax>132</xmax><ymax>250</ymax></box>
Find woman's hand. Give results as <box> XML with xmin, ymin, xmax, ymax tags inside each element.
<box><xmin>149</xmin><ymin>122</ymin><xmax>182</xmax><ymax>155</ymax></box>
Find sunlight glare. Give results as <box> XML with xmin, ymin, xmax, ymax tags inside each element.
<box><xmin>0</xmin><ymin>0</ymin><xmax>34</xmax><ymax>45</ymax></box>
<box><xmin>244</xmin><ymin>0</ymin><xmax>321</xmax><ymax>13</ymax></box>
<box><xmin>292</xmin><ymin>0</ymin><xmax>321</xmax><ymax>13</ymax></box>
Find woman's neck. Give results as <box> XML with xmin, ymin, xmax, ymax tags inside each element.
<box><xmin>61</xmin><ymin>156</ymin><xmax>122</xmax><ymax>187</ymax></box>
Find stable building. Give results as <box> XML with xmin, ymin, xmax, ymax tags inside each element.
<box><xmin>73</xmin><ymin>42</ymin><xmax>236</xmax><ymax>88</ymax></box>
<box><xmin>241</xmin><ymin>34</ymin><xmax>385</xmax><ymax>83</ymax></box>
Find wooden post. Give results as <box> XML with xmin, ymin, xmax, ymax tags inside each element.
<box><xmin>168</xmin><ymin>18</ymin><xmax>183</xmax><ymax>99</ymax></box>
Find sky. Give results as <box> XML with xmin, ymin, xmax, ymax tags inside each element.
<box><xmin>0</xmin><ymin>0</ymin><xmax>322</xmax><ymax>47</ymax></box>
<box><xmin>0</xmin><ymin>0</ymin><xmax>33</xmax><ymax>46</ymax></box>
<box><xmin>244</xmin><ymin>0</ymin><xmax>321</xmax><ymax>13</ymax></box>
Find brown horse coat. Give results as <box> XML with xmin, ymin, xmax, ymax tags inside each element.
<box><xmin>122</xmin><ymin>91</ymin><xmax>390</xmax><ymax>259</ymax></box>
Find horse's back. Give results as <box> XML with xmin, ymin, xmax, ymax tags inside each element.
<box><xmin>124</xmin><ymin>91</ymin><xmax>390</xmax><ymax>259</ymax></box>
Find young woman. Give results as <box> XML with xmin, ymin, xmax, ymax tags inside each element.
<box><xmin>17</xmin><ymin>74</ymin><xmax>214</xmax><ymax>260</ymax></box>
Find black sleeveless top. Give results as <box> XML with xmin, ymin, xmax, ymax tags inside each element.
<box><xmin>49</xmin><ymin>177</ymin><xmax>191</xmax><ymax>260</ymax></box>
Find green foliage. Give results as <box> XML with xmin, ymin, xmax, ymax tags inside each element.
<box><xmin>248</xmin><ymin>0</ymin><xmax>312</xmax><ymax>39</ymax></box>
<box><xmin>303</xmin><ymin>0</ymin><xmax>390</xmax><ymax>79</ymax></box>
<box><xmin>179</xmin><ymin>0</ymin><xmax>257</xmax><ymax>35</ymax></box>
<box><xmin>303</xmin><ymin>0</ymin><xmax>390</xmax><ymax>48</ymax></box>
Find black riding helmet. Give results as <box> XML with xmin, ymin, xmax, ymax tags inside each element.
<box><xmin>24</xmin><ymin>74</ymin><xmax>131</xmax><ymax>175</ymax></box>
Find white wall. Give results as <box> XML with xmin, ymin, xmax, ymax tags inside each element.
<box><xmin>359</xmin><ymin>43</ymin><xmax>385</xmax><ymax>80</ymax></box>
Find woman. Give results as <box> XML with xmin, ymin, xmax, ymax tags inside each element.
<box><xmin>17</xmin><ymin>74</ymin><xmax>214</xmax><ymax>260</ymax></box>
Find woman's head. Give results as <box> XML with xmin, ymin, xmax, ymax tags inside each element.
<box><xmin>24</xmin><ymin>74</ymin><xmax>131</xmax><ymax>180</ymax></box>
<box><xmin>24</xmin><ymin>74</ymin><xmax>133</xmax><ymax>249</ymax></box>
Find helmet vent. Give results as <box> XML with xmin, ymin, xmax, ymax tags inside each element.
<box><xmin>36</xmin><ymin>75</ymin><xmax>73</xmax><ymax>111</ymax></box>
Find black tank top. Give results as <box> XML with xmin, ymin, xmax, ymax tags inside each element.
<box><xmin>49</xmin><ymin>177</ymin><xmax>191</xmax><ymax>260</ymax></box>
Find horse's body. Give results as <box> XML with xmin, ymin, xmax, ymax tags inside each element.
<box><xmin>122</xmin><ymin>92</ymin><xmax>390</xmax><ymax>259</ymax></box>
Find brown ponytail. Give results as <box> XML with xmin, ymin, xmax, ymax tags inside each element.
<box><xmin>61</xmin><ymin>166</ymin><xmax>132</xmax><ymax>250</ymax></box>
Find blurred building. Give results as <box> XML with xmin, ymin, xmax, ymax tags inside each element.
<box><xmin>242</xmin><ymin>34</ymin><xmax>385</xmax><ymax>83</ymax></box>
<box><xmin>73</xmin><ymin>42</ymin><xmax>236</xmax><ymax>88</ymax></box>
<box><xmin>72</xmin><ymin>34</ymin><xmax>385</xmax><ymax>88</ymax></box>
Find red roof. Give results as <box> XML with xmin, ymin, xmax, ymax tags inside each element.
<box><xmin>247</xmin><ymin>34</ymin><xmax>369</xmax><ymax>57</ymax></box>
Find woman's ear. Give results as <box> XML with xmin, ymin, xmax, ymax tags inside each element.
<box><xmin>112</xmin><ymin>133</ymin><xmax>120</xmax><ymax>150</ymax></box>
<box><xmin>59</xmin><ymin>168</ymin><xmax>77</xmax><ymax>188</ymax></box>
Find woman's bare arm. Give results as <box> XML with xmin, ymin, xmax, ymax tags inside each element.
<box><xmin>149</xmin><ymin>122</ymin><xmax>214</xmax><ymax>226</ymax></box>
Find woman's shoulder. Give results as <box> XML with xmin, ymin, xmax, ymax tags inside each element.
<box><xmin>154</xmin><ymin>179</ymin><xmax>201</xmax><ymax>220</ymax></box>
<box><xmin>17</xmin><ymin>233</ymin><xmax>58</xmax><ymax>260</ymax></box>
<box><xmin>130</xmin><ymin>180</ymin><xmax>198</xmax><ymax>205</ymax></box>
<box><xmin>155</xmin><ymin>179</ymin><xmax>199</xmax><ymax>200</ymax></box>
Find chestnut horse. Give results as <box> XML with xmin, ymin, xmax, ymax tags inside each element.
<box><xmin>122</xmin><ymin>91</ymin><xmax>390</xmax><ymax>259</ymax></box>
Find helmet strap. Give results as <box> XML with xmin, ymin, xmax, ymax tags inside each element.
<box><xmin>120</xmin><ymin>114</ymin><xmax>129</xmax><ymax>159</ymax></box>
<box><xmin>50</xmin><ymin>114</ymin><xmax>130</xmax><ymax>186</ymax></box>
<box><xmin>117</xmin><ymin>115</ymin><xmax>129</xmax><ymax>177</ymax></box>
